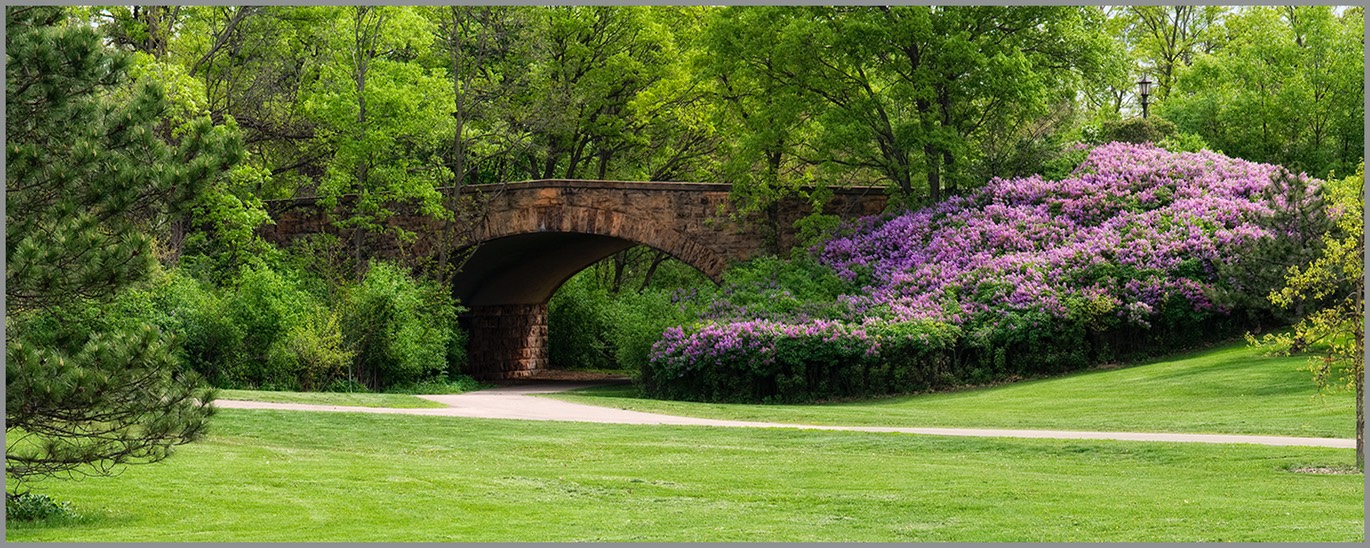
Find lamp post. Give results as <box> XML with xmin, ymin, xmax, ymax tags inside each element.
<box><xmin>1137</xmin><ymin>75</ymin><xmax>1153</xmax><ymax>119</ymax></box>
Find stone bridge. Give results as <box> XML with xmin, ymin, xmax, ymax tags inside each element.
<box><xmin>261</xmin><ymin>180</ymin><xmax>888</xmax><ymax>379</ymax></box>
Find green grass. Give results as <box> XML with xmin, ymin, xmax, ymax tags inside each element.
<box><xmin>548</xmin><ymin>341</ymin><xmax>1356</xmax><ymax>438</ymax></box>
<box><xmin>6</xmin><ymin>409</ymin><xmax>1361</xmax><ymax>542</ymax></box>
<box><xmin>217</xmin><ymin>389</ymin><xmax>447</xmax><ymax>409</ymax></box>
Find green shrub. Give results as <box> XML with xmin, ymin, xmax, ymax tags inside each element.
<box><xmin>709</xmin><ymin>255</ymin><xmax>854</xmax><ymax>321</ymax></box>
<box><xmin>6</xmin><ymin>492</ymin><xmax>76</xmax><ymax>521</ymax></box>
<box><xmin>342</xmin><ymin>261</ymin><xmax>462</xmax><ymax>390</ymax></box>
<box><xmin>278</xmin><ymin>309</ymin><xmax>354</xmax><ymax>391</ymax></box>
<box><xmin>223</xmin><ymin>265</ymin><xmax>326</xmax><ymax>390</ymax></box>
<box><xmin>548</xmin><ymin>271</ymin><xmax>616</xmax><ymax>370</ymax></box>
<box><xmin>604</xmin><ymin>288</ymin><xmax>695</xmax><ymax>370</ymax></box>
<box><xmin>1093</xmin><ymin>117</ymin><xmax>1178</xmax><ymax>145</ymax></box>
<box><xmin>1156</xmin><ymin>131</ymin><xmax>1212</xmax><ymax>153</ymax></box>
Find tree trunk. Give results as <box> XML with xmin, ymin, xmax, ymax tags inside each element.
<box><xmin>638</xmin><ymin>249</ymin><xmax>670</xmax><ymax>293</ymax></box>
<box><xmin>597</xmin><ymin>148</ymin><xmax>611</xmax><ymax>180</ymax></box>
<box><xmin>924</xmin><ymin>144</ymin><xmax>942</xmax><ymax>203</ymax></box>
<box><xmin>609</xmin><ymin>250</ymin><xmax>628</xmax><ymax>294</ymax></box>
<box><xmin>943</xmin><ymin>149</ymin><xmax>957</xmax><ymax>195</ymax></box>
<box><xmin>1356</xmin><ymin>379</ymin><xmax>1363</xmax><ymax>468</ymax></box>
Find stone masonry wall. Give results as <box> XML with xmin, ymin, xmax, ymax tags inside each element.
<box><xmin>463</xmin><ymin>304</ymin><xmax>549</xmax><ymax>379</ymax></box>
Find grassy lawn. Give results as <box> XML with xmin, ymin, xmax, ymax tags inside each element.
<box><xmin>217</xmin><ymin>389</ymin><xmax>447</xmax><ymax>409</ymax></box>
<box><xmin>5</xmin><ymin>409</ymin><xmax>1361</xmax><ymax>542</ymax></box>
<box><xmin>548</xmin><ymin>341</ymin><xmax>1356</xmax><ymax>438</ymax></box>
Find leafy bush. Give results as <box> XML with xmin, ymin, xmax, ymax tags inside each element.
<box><xmin>548</xmin><ymin>272</ymin><xmax>616</xmax><ymax>370</ymax></box>
<box><xmin>1092</xmin><ymin>117</ymin><xmax>1178</xmax><ymax>145</ymax></box>
<box><xmin>701</xmin><ymin>255</ymin><xmax>855</xmax><ymax>323</ymax></box>
<box><xmin>1156</xmin><ymin>131</ymin><xmax>1212</xmax><ymax>154</ymax></box>
<box><xmin>273</xmin><ymin>309</ymin><xmax>354</xmax><ymax>391</ymax></box>
<box><xmin>604</xmin><ymin>288</ymin><xmax>697</xmax><ymax>371</ymax></box>
<box><xmin>155</xmin><ymin>273</ymin><xmax>245</xmax><ymax>387</ymax></box>
<box><xmin>342</xmin><ymin>261</ymin><xmax>463</xmax><ymax>390</ymax></box>
<box><xmin>6</xmin><ymin>492</ymin><xmax>76</xmax><ymax>521</ymax></box>
<box><xmin>224</xmin><ymin>265</ymin><xmax>327</xmax><ymax>390</ymax></box>
<box><xmin>550</xmin><ymin>259</ymin><xmax>711</xmax><ymax>371</ymax></box>
<box><xmin>135</xmin><ymin>257</ymin><xmax>467</xmax><ymax>393</ymax></box>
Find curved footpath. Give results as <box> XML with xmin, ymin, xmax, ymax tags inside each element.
<box><xmin>215</xmin><ymin>382</ymin><xmax>1355</xmax><ymax>449</ymax></box>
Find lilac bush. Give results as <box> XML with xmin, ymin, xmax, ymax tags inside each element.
<box><xmin>819</xmin><ymin>143</ymin><xmax>1304</xmax><ymax>327</ymax></box>
<box><xmin>644</xmin><ymin>143</ymin><xmax>1322</xmax><ymax>402</ymax></box>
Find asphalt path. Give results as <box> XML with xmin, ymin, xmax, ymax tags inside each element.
<box><xmin>214</xmin><ymin>382</ymin><xmax>1356</xmax><ymax>449</ymax></box>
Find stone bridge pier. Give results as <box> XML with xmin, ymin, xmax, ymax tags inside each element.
<box><xmin>464</xmin><ymin>304</ymin><xmax>550</xmax><ymax>379</ymax></box>
<box><xmin>261</xmin><ymin>180</ymin><xmax>888</xmax><ymax>380</ymax></box>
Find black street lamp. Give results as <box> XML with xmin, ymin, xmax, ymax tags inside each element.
<box><xmin>1137</xmin><ymin>75</ymin><xmax>1153</xmax><ymax>119</ymax></box>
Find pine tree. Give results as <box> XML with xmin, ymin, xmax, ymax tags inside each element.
<box><xmin>1249</xmin><ymin>165</ymin><xmax>1365</xmax><ymax>467</ymax></box>
<box><xmin>5</xmin><ymin>6</ymin><xmax>241</xmax><ymax>494</ymax></box>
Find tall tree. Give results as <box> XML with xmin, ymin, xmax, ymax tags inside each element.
<box><xmin>6</xmin><ymin>6</ymin><xmax>239</xmax><ymax>493</ymax></box>
<box><xmin>1160</xmin><ymin>6</ymin><xmax>1363</xmax><ymax>179</ymax></box>
<box><xmin>1128</xmin><ymin>5</ymin><xmax>1224</xmax><ymax>99</ymax></box>
<box><xmin>707</xmin><ymin>6</ymin><xmax>1109</xmax><ymax>204</ymax></box>
<box><xmin>305</xmin><ymin>6</ymin><xmax>455</xmax><ymax>275</ymax></box>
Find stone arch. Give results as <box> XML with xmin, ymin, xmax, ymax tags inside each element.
<box><xmin>455</xmin><ymin>204</ymin><xmax>735</xmax><ymax>379</ymax></box>
<box><xmin>452</xmin><ymin>205</ymin><xmax>728</xmax><ymax>307</ymax></box>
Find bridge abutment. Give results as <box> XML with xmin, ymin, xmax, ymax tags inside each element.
<box><xmin>463</xmin><ymin>304</ymin><xmax>549</xmax><ymax>379</ymax></box>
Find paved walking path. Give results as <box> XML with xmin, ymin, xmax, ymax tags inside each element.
<box><xmin>215</xmin><ymin>382</ymin><xmax>1355</xmax><ymax>449</ymax></box>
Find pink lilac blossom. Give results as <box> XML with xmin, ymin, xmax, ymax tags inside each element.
<box><xmin>818</xmin><ymin>143</ymin><xmax>1313</xmax><ymax>325</ymax></box>
<box><xmin>652</xmin><ymin>143</ymin><xmax>1318</xmax><ymax>366</ymax></box>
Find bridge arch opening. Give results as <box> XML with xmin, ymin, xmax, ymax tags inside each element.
<box><xmin>454</xmin><ymin>227</ymin><xmax>716</xmax><ymax>380</ymax></box>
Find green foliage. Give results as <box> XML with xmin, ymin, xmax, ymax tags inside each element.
<box><xmin>273</xmin><ymin>309</ymin><xmax>355</xmax><ymax>392</ymax></box>
<box><xmin>1093</xmin><ymin>117</ymin><xmax>1177</xmax><ymax>145</ymax></box>
<box><xmin>641</xmin><ymin>320</ymin><xmax>963</xmax><ymax>404</ymax></box>
<box><xmin>5</xmin><ymin>492</ymin><xmax>76</xmax><ymax>522</ymax></box>
<box><xmin>1249</xmin><ymin>164</ymin><xmax>1364</xmax><ymax>464</ymax></box>
<box><xmin>1041</xmin><ymin>144</ymin><xmax>1093</xmax><ymax>181</ymax></box>
<box><xmin>5</xmin><ymin>315</ymin><xmax>216</xmax><ymax>490</ymax></box>
<box><xmin>547</xmin><ymin>272</ymin><xmax>617</xmax><ymax>370</ymax></box>
<box><xmin>1212</xmin><ymin>169</ymin><xmax>1332</xmax><ymax>321</ymax></box>
<box><xmin>713</xmin><ymin>255</ymin><xmax>855</xmax><ymax>320</ymax></box>
<box><xmin>342</xmin><ymin>261</ymin><xmax>464</xmax><ymax>390</ymax></box>
<box><xmin>155</xmin><ymin>273</ymin><xmax>244</xmax><ymax>387</ymax></box>
<box><xmin>226</xmin><ymin>266</ymin><xmax>328</xmax><ymax>389</ymax></box>
<box><xmin>604</xmin><ymin>287</ymin><xmax>697</xmax><ymax>372</ymax></box>
<box><xmin>1160</xmin><ymin>6</ymin><xmax>1364</xmax><ymax>179</ymax></box>
<box><xmin>549</xmin><ymin>263</ymin><xmax>705</xmax><ymax>371</ymax></box>
<box><xmin>6</xmin><ymin>7</ymin><xmax>243</xmax><ymax>311</ymax></box>
<box><xmin>703</xmin><ymin>6</ymin><xmax>1112</xmax><ymax>202</ymax></box>
<box><xmin>5</xmin><ymin>6</ymin><xmax>228</xmax><ymax>493</ymax></box>
<box><xmin>1154</xmin><ymin>131</ymin><xmax>1211</xmax><ymax>154</ymax></box>
<box><xmin>135</xmin><ymin>258</ymin><xmax>468</xmax><ymax>393</ymax></box>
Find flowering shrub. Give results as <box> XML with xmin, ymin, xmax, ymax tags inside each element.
<box><xmin>642</xmin><ymin>319</ymin><xmax>960</xmax><ymax>403</ymax></box>
<box><xmin>646</xmin><ymin>143</ymin><xmax>1323</xmax><ymax>402</ymax></box>
<box><xmin>820</xmin><ymin>143</ymin><xmax>1304</xmax><ymax>327</ymax></box>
